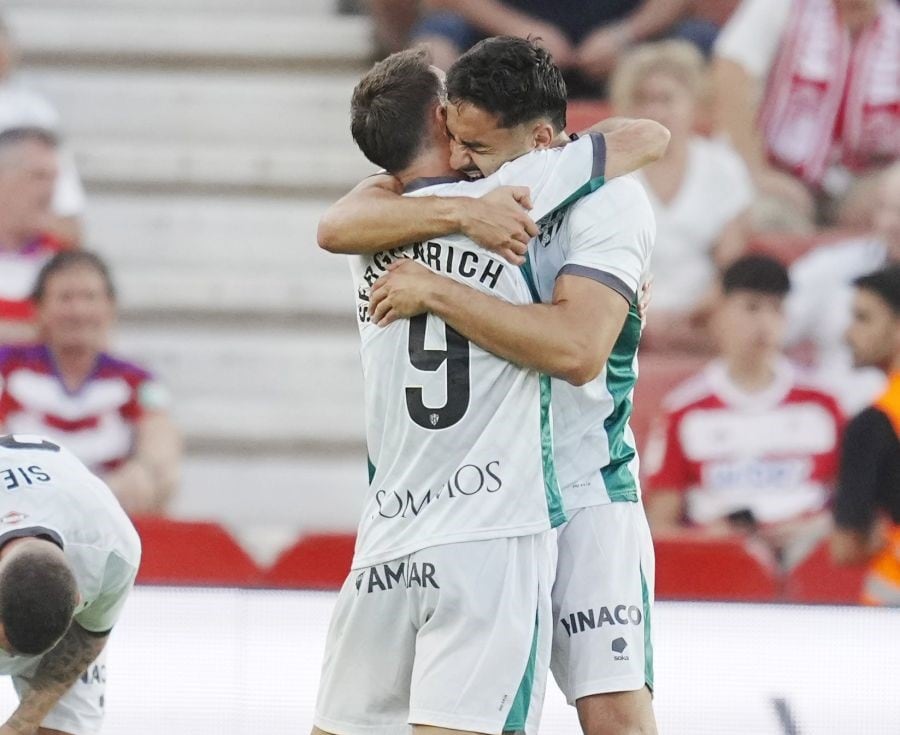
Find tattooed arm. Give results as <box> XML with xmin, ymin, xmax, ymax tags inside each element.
<box><xmin>1</xmin><ymin>623</ymin><xmax>108</xmax><ymax>735</ymax></box>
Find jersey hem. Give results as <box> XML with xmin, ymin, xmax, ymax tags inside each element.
<box><xmin>351</xmin><ymin>521</ymin><xmax>552</xmax><ymax>570</ymax></box>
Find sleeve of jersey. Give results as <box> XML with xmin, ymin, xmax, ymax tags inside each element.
<box><xmin>74</xmin><ymin>552</ymin><xmax>138</xmax><ymax>634</ymax></box>
<box><xmin>557</xmin><ymin>179</ymin><xmax>654</xmax><ymax>304</ymax></box>
<box><xmin>642</xmin><ymin>412</ymin><xmax>692</xmax><ymax>493</ymax></box>
<box><xmin>833</xmin><ymin>407</ymin><xmax>892</xmax><ymax>532</ymax></box>
<box><xmin>494</xmin><ymin>132</ymin><xmax>606</xmax><ymax>221</ymax></box>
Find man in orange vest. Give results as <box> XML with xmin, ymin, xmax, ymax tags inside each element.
<box><xmin>832</xmin><ymin>265</ymin><xmax>900</xmax><ymax>605</ymax></box>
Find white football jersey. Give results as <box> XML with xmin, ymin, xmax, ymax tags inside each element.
<box><xmin>525</xmin><ymin>175</ymin><xmax>655</xmax><ymax>510</ymax></box>
<box><xmin>0</xmin><ymin>434</ymin><xmax>141</xmax><ymax>675</ymax></box>
<box><xmin>350</xmin><ymin>133</ymin><xmax>607</xmax><ymax>568</ymax></box>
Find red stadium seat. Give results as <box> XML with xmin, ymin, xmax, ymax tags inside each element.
<box><xmin>784</xmin><ymin>540</ymin><xmax>865</xmax><ymax>604</ymax></box>
<box><xmin>132</xmin><ymin>516</ymin><xmax>262</xmax><ymax>586</ymax></box>
<box><xmin>632</xmin><ymin>353</ymin><xmax>707</xmax><ymax>451</ymax></box>
<box><xmin>264</xmin><ymin>533</ymin><xmax>356</xmax><ymax>590</ymax></box>
<box><xmin>654</xmin><ymin>537</ymin><xmax>780</xmax><ymax>601</ymax></box>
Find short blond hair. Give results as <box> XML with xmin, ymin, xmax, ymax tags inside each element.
<box><xmin>610</xmin><ymin>40</ymin><xmax>707</xmax><ymax>113</ymax></box>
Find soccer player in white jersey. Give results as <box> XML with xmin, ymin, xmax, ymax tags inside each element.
<box><xmin>321</xmin><ymin>37</ymin><xmax>662</xmax><ymax>735</ymax></box>
<box><xmin>313</xmin><ymin>48</ymin><xmax>665</xmax><ymax>735</ymax></box>
<box><xmin>0</xmin><ymin>433</ymin><xmax>141</xmax><ymax>735</ymax></box>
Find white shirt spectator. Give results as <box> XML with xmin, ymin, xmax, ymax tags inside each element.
<box><xmin>0</xmin><ymin>81</ymin><xmax>85</xmax><ymax>217</ymax></box>
<box><xmin>638</xmin><ymin>136</ymin><xmax>754</xmax><ymax>311</ymax></box>
<box><xmin>786</xmin><ymin>237</ymin><xmax>888</xmax><ymax>413</ymax></box>
<box><xmin>714</xmin><ymin>0</ymin><xmax>792</xmax><ymax>80</ymax></box>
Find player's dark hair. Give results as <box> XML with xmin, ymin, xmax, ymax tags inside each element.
<box><xmin>32</xmin><ymin>250</ymin><xmax>117</xmax><ymax>303</ymax></box>
<box><xmin>0</xmin><ymin>126</ymin><xmax>58</xmax><ymax>155</ymax></box>
<box><xmin>721</xmin><ymin>255</ymin><xmax>790</xmax><ymax>296</ymax></box>
<box><xmin>0</xmin><ymin>542</ymin><xmax>77</xmax><ymax>655</ymax></box>
<box><xmin>446</xmin><ymin>36</ymin><xmax>567</xmax><ymax>133</ymax></box>
<box><xmin>350</xmin><ymin>48</ymin><xmax>443</xmax><ymax>173</ymax></box>
<box><xmin>855</xmin><ymin>265</ymin><xmax>900</xmax><ymax>314</ymax></box>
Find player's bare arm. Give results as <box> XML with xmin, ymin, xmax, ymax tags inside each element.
<box><xmin>370</xmin><ymin>259</ymin><xmax>629</xmax><ymax>386</ymax></box>
<box><xmin>589</xmin><ymin>118</ymin><xmax>670</xmax><ymax>180</ymax></box>
<box><xmin>318</xmin><ymin>174</ymin><xmax>538</xmax><ymax>263</ymax></box>
<box><xmin>2</xmin><ymin>625</ymin><xmax>108</xmax><ymax>735</ymax></box>
<box><xmin>317</xmin><ymin>120</ymin><xmax>668</xmax><ymax>262</ymax></box>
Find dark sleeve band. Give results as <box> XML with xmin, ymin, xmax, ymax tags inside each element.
<box><xmin>0</xmin><ymin>526</ymin><xmax>64</xmax><ymax>551</ymax></box>
<box><xmin>588</xmin><ymin>133</ymin><xmax>607</xmax><ymax>181</ymax></box>
<box><xmin>558</xmin><ymin>264</ymin><xmax>635</xmax><ymax>303</ymax></box>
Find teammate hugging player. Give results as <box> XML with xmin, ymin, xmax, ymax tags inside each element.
<box><xmin>0</xmin><ymin>434</ymin><xmax>141</xmax><ymax>735</ymax></box>
<box><xmin>316</xmin><ymin>38</ymin><xmax>665</xmax><ymax>735</ymax></box>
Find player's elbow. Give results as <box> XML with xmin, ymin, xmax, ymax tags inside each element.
<box><xmin>633</xmin><ymin>119</ymin><xmax>670</xmax><ymax>164</ymax></box>
<box><xmin>317</xmin><ymin>210</ymin><xmax>349</xmax><ymax>253</ymax></box>
<box><xmin>558</xmin><ymin>351</ymin><xmax>605</xmax><ymax>387</ymax></box>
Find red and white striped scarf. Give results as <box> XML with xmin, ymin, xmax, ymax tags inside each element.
<box><xmin>759</xmin><ymin>0</ymin><xmax>900</xmax><ymax>188</ymax></box>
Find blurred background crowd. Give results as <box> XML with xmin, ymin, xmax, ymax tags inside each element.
<box><xmin>0</xmin><ymin>0</ymin><xmax>897</xmax><ymax>600</ymax></box>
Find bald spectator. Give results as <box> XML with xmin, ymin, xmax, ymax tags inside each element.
<box><xmin>0</xmin><ymin>17</ymin><xmax>84</xmax><ymax>244</ymax></box>
<box><xmin>0</xmin><ymin>251</ymin><xmax>181</xmax><ymax>515</ymax></box>
<box><xmin>713</xmin><ymin>0</ymin><xmax>900</xmax><ymax>229</ymax></box>
<box><xmin>0</xmin><ymin>127</ymin><xmax>69</xmax><ymax>344</ymax></box>
<box><xmin>787</xmin><ymin>162</ymin><xmax>900</xmax><ymax>413</ymax></box>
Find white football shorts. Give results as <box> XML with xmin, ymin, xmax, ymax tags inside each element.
<box><xmin>550</xmin><ymin>502</ymin><xmax>655</xmax><ymax>704</ymax></box>
<box><xmin>314</xmin><ymin>530</ymin><xmax>557</xmax><ymax>735</ymax></box>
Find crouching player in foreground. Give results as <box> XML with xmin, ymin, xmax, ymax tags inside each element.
<box><xmin>0</xmin><ymin>434</ymin><xmax>141</xmax><ymax>734</ymax></box>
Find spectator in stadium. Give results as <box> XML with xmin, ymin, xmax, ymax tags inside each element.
<box><xmin>831</xmin><ymin>265</ymin><xmax>900</xmax><ymax>607</ymax></box>
<box><xmin>410</xmin><ymin>0</ymin><xmax>719</xmax><ymax>91</ymax></box>
<box><xmin>0</xmin><ymin>16</ymin><xmax>85</xmax><ymax>245</ymax></box>
<box><xmin>786</xmin><ymin>161</ymin><xmax>900</xmax><ymax>414</ymax></box>
<box><xmin>0</xmin><ymin>251</ymin><xmax>181</xmax><ymax>515</ymax></box>
<box><xmin>0</xmin><ymin>432</ymin><xmax>141</xmax><ymax>734</ymax></box>
<box><xmin>713</xmin><ymin>0</ymin><xmax>900</xmax><ymax>229</ymax></box>
<box><xmin>0</xmin><ymin>127</ymin><xmax>70</xmax><ymax>345</ymax></box>
<box><xmin>832</xmin><ymin>265</ymin><xmax>900</xmax><ymax>605</ymax></box>
<box><xmin>644</xmin><ymin>255</ymin><xmax>845</xmax><ymax>571</ymax></box>
<box><xmin>610</xmin><ymin>40</ymin><xmax>753</xmax><ymax>353</ymax></box>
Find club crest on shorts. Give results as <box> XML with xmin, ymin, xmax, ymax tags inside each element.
<box><xmin>429</xmin><ymin>413</ymin><xmax>439</xmax><ymax>427</ymax></box>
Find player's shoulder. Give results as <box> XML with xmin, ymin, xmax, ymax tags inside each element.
<box><xmin>570</xmin><ymin>174</ymin><xmax>652</xmax><ymax>220</ymax></box>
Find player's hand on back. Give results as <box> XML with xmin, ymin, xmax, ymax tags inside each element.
<box><xmin>370</xmin><ymin>260</ymin><xmax>442</xmax><ymax>327</ymax></box>
<box><xmin>461</xmin><ymin>186</ymin><xmax>538</xmax><ymax>266</ymax></box>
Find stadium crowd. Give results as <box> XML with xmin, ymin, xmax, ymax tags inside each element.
<box><xmin>0</xmin><ymin>0</ymin><xmax>898</xmax><ymax>604</ymax></box>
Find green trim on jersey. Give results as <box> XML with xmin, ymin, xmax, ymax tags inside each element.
<box><xmin>640</xmin><ymin>564</ymin><xmax>654</xmax><ymax>691</ymax></box>
<box><xmin>520</xmin><ymin>256</ymin><xmax>566</xmax><ymax>528</ymax></box>
<box><xmin>601</xmin><ymin>302</ymin><xmax>642</xmax><ymax>502</ymax></box>
<box><xmin>545</xmin><ymin>175</ymin><xmax>606</xmax><ymax>222</ymax></box>
<box><xmin>367</xmin><ymin>455</ymin><xmax>376</xmax><ymax>485</ymax></box>
<box><xmin>540</xmin><ymin>374</ymin><xmax>567</xmax><ymax>528</ymax></box>
<box><xmin>503</xmin><ymin>612</ymin><xmax>540</xmax><ymax>732</ymax></box>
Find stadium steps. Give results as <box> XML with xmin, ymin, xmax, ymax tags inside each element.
<box><xmin>6</xmin><ymin>6</ymin><xmax>371</xmax><ymax>70</ymax></box>
<box><xmin>114</xmin><ymin>323</ymin><xmax>365</xmax><ymax>449</ymax></box>
<box><xmin>85</xmin><ymin>194</ymin><xmax>351</xmax><ymax>317</ymax></box>
<box><xmin>6</xmin><ymin>0</ymin><xmax>375</xmax><ymax>525</ymax></box>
